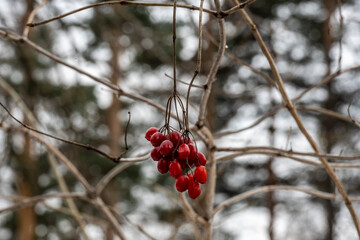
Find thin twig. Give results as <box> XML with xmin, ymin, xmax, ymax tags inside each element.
<box><xmin>347</xmin><ymin>102</ymin><xmax>360</xmax><ymax>128</ymax></box>
<box><xmin>222</xmin><ymin>0</ymin><xmax>256</xmax><ymax>15</ymax></box>
<box><xmin>23</xmin><ymin>0</ymin><xmax>47</xmax><ymax>37</ymax></box>
<box><xmin>212</xmin><ymin>185</ymin><xmax>360</xmax><ymax>217</ymax></box>
<box><xmin>216</xmin><ymin>145</ymin><xmax>360</xmax><ymax>161</ymax></box>
<box><xmin>0</xmin><ymin>192</ymin><xmax>86</xmax><ymax>214</ymax></box>
<box><xmin>96</xmin><ymin>162</ymin><xmax>134</xmax><ymax>195</ymax></box>
<box><xmin>165</xmin><ymin>73</ymin><xmax>204</xmax><ymax>88</ymax></box>
<box><xmin>0</xmin><ymin>101</ymin><xmax>129</xmax><ymax>163</ymax></box>
<box><xmin>216</xmin><ymin>151</ymin><xmax>360</xmax><ymax>168</ymax></box>
<box><xmin>336</xmin><ymin>0</ymin><xmax>344</xmax><ymax>72</ymax></box>
<box><xmin>27</xmin><ymin>1</ymin><xmax>218</xmax><ymax>27</ymax></box>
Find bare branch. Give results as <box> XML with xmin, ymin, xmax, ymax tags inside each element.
<box><xmin>213</xmin><ymin>185</ymin><xmax>360</xmax><ymax>217</ymax></box>
<box><xmin>27</xmin><ymin>1</ymin><xmax>218</xmax><ymax>28</ymax></box>
<box><xmin>0</xmin><ymin>193</ymin><xmax>86</xmax><ymax>215</ymax></box>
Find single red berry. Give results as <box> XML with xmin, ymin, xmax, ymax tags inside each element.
<box><xmin>150</xmin><ymin>132</ymin><xmax>165</xmax><ymax>147</ymax></box>
<box><xmin>157</xmin><ymin>158</ymin><xmax>169</xmax><ymax>174</ymax></box>
<box><xmin>159</xmin><ymin>140</ymin><xmax>174</xmax><ymax>156</ymax></box>
<box><xmin>169</xmin><ymin>131</ymin><xmax>182</xmax><ymax>147</ymax></box>
<box><xmin>151</xmin><ymin>147</ymin><xmax>162</xmax><ymax>161</ymax></box>
<box><xmin>194</xmin><ymin>166</ymin><xmax>207</xmax><ymax>184</ymax></box>
<box><xmin>178</xmin><ymin>144</ymin><xmax>190</xmax><ymax>159</ymax></box>
<box><xmin>176</xmin><ymin>175</ymin><xmax>189</xmax><ymax>192</ymax></box>
<box><xmin>195</xmin><ymin>152</ymin><xmax>207</xmax><ymax>166</ymax></box>
<box><xmin>188</xmin><ymin>177</ymin><xmax>201</xmax><ymax>199</ymax></box>
<box><xmin>145</xmin><ymin>127</ymin><xmax>158</xmax><ymax>141</ymax></box>
<box><xmin>169</xmin><ymin>160</ymin><xmax>182</xmax><ymax>178</ymax></box>
<box><xmin>188</xmin><ymin>143</ymin><xmax>197</xmax><ymax>160</ymax></box>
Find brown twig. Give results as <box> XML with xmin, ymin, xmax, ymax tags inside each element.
<box><xmin>216</xmin><ymin>145</ymin><xmax>360</xmax><ymax>161</ymax></box>
<box><xmin>212</xmin><ymin>185</ymin><xmax>360</xmax><ymax>217</ymax></box>
<box><xmin>216</xmin><ymin>151</ymin><xmax>360</xmax><ymax>169</ymax></box>
<box><xmin>0</xmin><ymin>192</ymin><xmax>86</xmax><ymax>214</ymax></box>
<box><xmin>27</xmin><ymin>1</ymin><xmax>218</xmax><ymax>28</ymax></box>
<box><xmin>0</xmin><ymin>101</ymin><xmax>130</xmax><ymax>163</ymax></box>
<box><xmin>23</xmin><ymin>0</ymin><xmax>47</xmax><ymax>37</ymax></box>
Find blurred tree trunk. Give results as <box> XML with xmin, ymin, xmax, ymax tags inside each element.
<box><xmin>104</xmin><ymin>31</ymin><xmax>123</xmax><ymax>240</ymax></box>
<box><xmin>321</xmin><ymin>1</ymin><xmax>337</xmax><ymax>240</ymax></box>
<box><xmin>15</xmin><ymin>1</ymin><xmax>37</xmax><ymax>239</ymax></box>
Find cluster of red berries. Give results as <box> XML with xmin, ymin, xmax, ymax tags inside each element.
<box><xmin>145</xmin><ymin>127</ymin><xmax>207</xmax><ymax>199</ymax></box>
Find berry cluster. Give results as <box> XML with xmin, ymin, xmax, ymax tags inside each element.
<box><xmin>145</xmin><ymin>127</ymin><xmax>207</xmax><ymax>199</ymax></box>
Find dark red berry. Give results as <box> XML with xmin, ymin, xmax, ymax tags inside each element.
<box><xmin>188</xmin><ymin>177</ymin><xmax>201</xmax><ymax>199</ymax></box>
<box><xmin>157</xmin><ymin>158</ymin><xmax>169</xmax><ymax>174</ymax></box>
<box><xmin>159</xmin><ymin>140</ymin><xmax>174</xmax><ymax>156</ymax></box>
<box><xmin>178</xmin><ymin>144</ymin><xmax>190</xmax><ymax>159</ymax></box>
<box><xmin>176</xmin><ymin>175</ymin><xmax>189</xmax><ymax>192</ymax></box>
<box><xmin>198</xmin><ymin>153</ymin><xmax>207</xmax><ymax>166</ymax></box>
<box><xmin>188</xmin><ymin>143</ymin><xmax>197</xmax><ymax>160</ymax></box>
<box><xmin>150</xmin><ymin>132</ymin><xmax>165</xmax><ymax>147</ymax></box>
<box><xmin>194</xmin><ymin>166</ymin><xmax>207</xmax><ymax>184</ymax></box>
<box><xmin>151</xmin><ymin>147</ymin><xmax>162</xmax><ymax>161</ymax></box>
<box><xmin>169</xmin><ymin>161</ymin><xmax>182</xmax><ymax>178</ymax></box>
<box><xmin>145</xmin><ymin>127</ymin><xmax>158</xmax><ymax>141</ymax></box>
<box><xmin>169</xmin><ymin>131</ymin><xmax>182</xmax><ymax>147</ymax></box>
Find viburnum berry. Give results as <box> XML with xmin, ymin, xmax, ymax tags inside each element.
<box><xmin>169</xmin><ymin>131</ymin><xmax>182</xmax><ymax>147</ymax></box>
<box><xmin>188</xmin><ymin>177</ymin><xmax>201</xmax><ymax>199</ymax></box>
<box><xmin>159</xmin><ymin>140</ymin><xmax>174</xmax><ymax>156</ymax></box>
<box><xmin>178</xmin><ymin>144</ymin><xmax>190</xmax><ymax>159</ymax></box>
<box><xmin>150</xmin><ymin>132</ymin><xmax>165</xmax><ymax>147</ymax></box>
<box><xmin>195</xmin><ymin>152</ymin><xmax>207</xmax><ymax>166</ymax></box>
<box><xmin>169</xmin><ymin>160</ymin><xmax>182</xmax><ymax>178</ymax></box>
<box><xmin>145</xmin><ymin>127</ymin><xmax>158</xmax><ymax>141</ymax></box>
<box><xmin>188</xmin><ymin>143</ymin><xmax>197</xmax><ymax>160</ymax></box>
<box><xmin>151</xmin><ymin>147</ymin><xmax>162</xmax><ymax>161</ymax></box>
<box><xmin>157</xmin><ymin>158</ymin><xmax>169</xmax><ymax>174</ymax></box>
<box><xmin>176</xmin><ymin>175</ymin><xmax>189</xmax><ymax>192</ymax></box>
<box><xmin>194</xmin><ymin>166</ymin><xmax>207</xmax><ymax>184</ymax></box>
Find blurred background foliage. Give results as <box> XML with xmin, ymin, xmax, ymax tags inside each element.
<box><xmin>0</xmin><ymin>0</ymin><xmax>360</xmax><ymax>239</ymax></box>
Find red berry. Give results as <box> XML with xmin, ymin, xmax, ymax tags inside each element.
<box><xmin>159</xmin><ymin>140</ymin><xmax>174</xmax><ymax>156</ymax></box>
<box><xmin>188</xmin><ymin>177</ymin><xmax>201</xmax><ymax>199</ymax></box>
<box><xmin>157</xmin><ymin>158</ymin><xmax>169</xmax><ymax>174</ymax></box>
<box><xmin>194</xmin><ymin>166</ymin><xmax>207</xmax><ymax>184</ymax></box>
<box><xmin>169</xmin><ymin>131</ymin><xmax>182</xmax><ymax>147</ymax></box>
<box><xmin>151</xmin><ymin>147</ymin><xmax>162</xmax><ymax>161</ymax></box>
<box><xmin>150</xmin><ymin>132</ymin><xmax>165</xmax><ymax>147</ymax></box>
<box><xmin>169</xmin><ymin>161</ymin><xmax>182</xmax><ymax>178</ymax></box>
<box><xmin>145</xmin><ymin>127</ymin><xmax>158</xmax><ymax>141</ymax></box>
<box><xmin>195</xmin><ymin>152</ymin><xmax>207</xmax><ymax>166</ymax></box>
<box><xmin>178</xmin><ymin>144</ymin><xmax>190</xmax><ymax>159</ymax></box>
<box><xmin>176</xmin><ymin>175</ymin><xmax>189</xmax><ymax>192</ymax></box>
<box><xmin>188</xmin><ymin>143</ymin><xmax>197</xmax><ymax>160</ymax></box>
